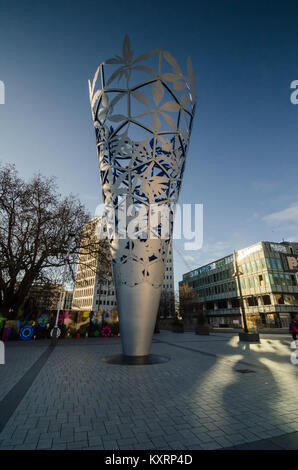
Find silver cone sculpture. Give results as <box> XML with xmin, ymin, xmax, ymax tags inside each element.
<box><xmin>89</xmin><ymin>36</ymin><xmax>196</xmax><ymax>357</ymax></box>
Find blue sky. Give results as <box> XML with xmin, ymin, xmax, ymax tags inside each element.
<box><xmin>1</xmin><ymin>0</ymin><xmax>298</xmax><ymax>289</ymax></box>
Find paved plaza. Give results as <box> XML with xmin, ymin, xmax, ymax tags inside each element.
<box><xmin>0</xmin><ymin>331</ymin><xmax>297</xmax><ymax>450</ymax></box>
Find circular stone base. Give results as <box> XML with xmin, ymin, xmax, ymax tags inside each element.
<box><xmin>101</xmin><ymin>354</ymin><xmax>170</xmax><ymax>365</ymax></box>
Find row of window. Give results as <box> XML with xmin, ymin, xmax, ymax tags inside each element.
<box><xmin>197</xmin><ymin>281</ymin><xmax>236</xmax><ymax>298</ymax></box>
<box><xmin>190</xmin><ymin>269</ymin><xmax>234</xmax><ymax>288</ymax></box>
<box><xmin>95</xmin><ymin>299</ymin><xmax>116</xmax><ymax>306</ymax></box>
<box><xmin>74</xmin><ymin>287</ymin><xmax>94</xmax><ymax>297</ymax></box>
<box><xmin>240</xmin><ymin>272</ymin><xmax>296</xmax><ymax>289</ymax></box>
<box><xmin>97</xmin><ymin>290</ymin><xmax>115</xmax><ymax>296</ymax></box>
<box><xmin>240</xmin><ymin>258</ymin><xmax>266</xmax><ymax>273</ymax></box>
<box><xmin>240</xmin><ymin>257</ymin><xmax>283</xmax><ymax>274</ymax></box>
<box><xmin>73</xmin><ymin>298</ymin><xmax>92</xmax><ymax>308</ymax></box>
<box><xmin>76</xmin><ymin>270</ymin><xmax>96</xmax><ymax>281</ymax></box>
<box><xmin>97</xmin><ymin>279</ymin><xmax>113</xmax><ymax>286</ymax></box>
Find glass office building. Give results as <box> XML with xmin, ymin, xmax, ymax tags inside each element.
<box><xmin>179</xmin><ymin>241</ymin><xmax>298</xmax><ymax>329</ymax></box>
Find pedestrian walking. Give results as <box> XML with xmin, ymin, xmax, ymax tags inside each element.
<box><xmin>291</xmin><ymin>321</ymin><xmax>298</xmax><ymax>341</ymax></box>
<box><xmin>289</xmin><ymin>319</ymin><xmax>295</xmax><ymax>333</ymax></box>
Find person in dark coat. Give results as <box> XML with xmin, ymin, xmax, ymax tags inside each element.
<box><xmin>291</xmin><ymin>321</ymin><xmax>298</xmax><ymax>341</ymax></box>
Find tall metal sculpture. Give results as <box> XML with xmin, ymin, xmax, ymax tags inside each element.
<box><xmin>89</xmin><ymin>36</ymin><xmax>196</xmax><ymax>362</ymax></box>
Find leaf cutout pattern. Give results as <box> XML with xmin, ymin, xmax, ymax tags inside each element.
<box><xmin>152</xmin><ymin>114</ymin><xmax>161</xmax><ymax>131</ymax></box>
<box><xmin>89</xmin><ymin>36</ymin><xmax>196</xmax><ymax>286</ymax></box>
<box><xmin>160</xmin><ymin>101</ymin><xmax>180</xmax><ymax>112</ymax></box>
<box><xmin>160</xmin><ymin>112</ymin><xmax>177</xmax><ymax>129</ymax></box>
<box><xmin>133</xmin><ymin>65</ymin><xmax>156</xmax><ymax>76</ymax></box>
<box><xmin>163</xmin><ymin>51</ymin><xmax>182</xmax><ymax>75</ymax></box>
<box><xmin>132</xmin><ymin>90</ymin><xmax>152</xmax><ymax>108</ymax></box>
<box><xmin>123</xmin><ymin>35</ymin><xmax>133</xmax><ymax>63</ymax></box>
<box><xmin>152</xmin><ymin>81</ymin><xmax>164</xmax><ymax>107</ymax></box>
<box><xmin>133</xmin><ymin>49</ymin><xmax>160</xmax><ymax>64</ymax></box>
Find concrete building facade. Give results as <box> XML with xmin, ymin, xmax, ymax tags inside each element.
<box><xmin>179</xmin><ymin>241</ymin><xmax>298</xmax><ymax>329</ymax></box>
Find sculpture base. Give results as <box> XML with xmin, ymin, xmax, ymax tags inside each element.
<box><xmin>101</xmin><ymin>354</ymin><xmax>170</xmax><ymax>365</ymax></box>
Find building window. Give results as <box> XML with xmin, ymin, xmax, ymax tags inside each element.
<box><xmin>259</xmin><ymin>274</ymin><xmax>264</xmax><ymax>286</ymax></box>
<box><xmin>231</xmin><ymin>298</ymin><xmax>240</xmax><ymax>308</ymax></box>
<box><xmin>271</xmin><ymin>258</ymin><xmax>277</xmax><ymax>270</ymax></box>
<box><xmin>266</xmin><ymin>258</ymin><xmax>271</xmax><ymax>270</ymax></box>
<box><xmin>251</xmin><ymin>260</ymin><xmax>256</xmax><ymax>272</ymax></box>
<box><xmin>262</xmin><ymin>295</ymin><xmax>271</xmax><ymax>305</ymax></box>
<box><xmin>247</xmin><ymin>296</ymin><xmax>258</xmax><ymax>306</ymax></box>
<box><xmin>256</xmin><ymin>259</ymin><xmax>261</xmax><ymax>271</ymax></box>
<box><xmin>276</xmin><ymin>258</ymin><xmax>282</xmax><ymax>270</ymax></box>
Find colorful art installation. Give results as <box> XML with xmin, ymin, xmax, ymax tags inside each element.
<box><xmin>19</xmin><ymin>325</ymin><xmax>34</xmax><ymax>340</ymax></box>
<box><xmin>101</xmin><ymin>326</ymin><xmax>112</xmax><ymax>337</ymax></box>
<box><xmin>38</xmin><ymin>314</ymin><xmax>49</xmax><ymax>327</ymax></box>
<box><xmin>4</xmin><ymin>309</ymin><xmax>121</xmax><ymax>342</ymax></box>
<box><xmin>90</xmin><ymin>312</ymin><xmax>102</xmax><ymax>325</ymax></box>
<box><xmin>103</xmin><ymin>311</ymin><xmax>113</xmax><ymax>324</ymax></box>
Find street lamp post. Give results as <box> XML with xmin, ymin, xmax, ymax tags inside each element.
<box><xmin>51</xmin><ymin>233</ymin><xmax>75</xmax><ymax>346</ymax></box>
<box><xmin>233</xmin><ymin>250</ymin><xmax>260</xmax><ymax>342</ymax></box>
<box><xmin>233</xmin><ymin>250</ymin><xmax>249</xmax><ymax>333</ymax></box>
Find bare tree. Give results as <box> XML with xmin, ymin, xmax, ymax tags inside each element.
<box><xmin>0</xmin><ymin>164</ymin><xmax>110</xmax><ymax>319</ymax></box>
<box><xmin>158</xmin><ymin>290</ymin><xmax>175</xmax><ymax>318</ymax></box>
<box><xmin>179</xmin><ymin>282</ymin><xmax>197</xmax><ymax>320</ymax></box>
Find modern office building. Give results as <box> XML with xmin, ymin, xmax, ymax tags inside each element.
<box><xmin>179</xmin><ymin>241</ymin><xmax>298</xmax><ymax>329</ymax></box>
<box><xmin>62</xmin><ymin>290</ymin><xmax>73</xmax><ymax>310</ymax></box>
<box><xmin>24</xmin><ymin>283</ymin><xmax>63</xmax><ymax>312</ymax></box>
<box><xmin>72</xmin><ymin>217</ymin><xmax>174</xmax><ymax>311</ymax></box>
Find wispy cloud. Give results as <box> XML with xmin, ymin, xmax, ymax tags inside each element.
<box><xmin>263</xmin><ymin>202</ymin><xmax>298</xmax><ymax>225</ymax></box>
<box><xmin>252</xmin><ymin>180</ymin><xmax>280</xmax><ymax>193</ymax></box>
<box><xmin>183</xmin><ymin>255</ymin><xmax>196</xmax><ymax>262</ymax></box>
<box><xmin>199</xmin><ymin>241</ymin><xmax>235</xmax><ymax>265</ymax></box>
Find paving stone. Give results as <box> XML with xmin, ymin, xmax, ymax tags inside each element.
<box><xmin>200</xmin><ymin>442</ymin><xmax>223</xmax><ymax>450</ymax></box>
<box><xmin>67</xmin><ymin>441</ymin><xmax>88</xmax><ymax>449</ymax></box>
<box><xmin>50</xmin><ymin>443</ymin><xmax>67</xmax><ymax>450</ymax></box>
<box><xmin>134</xmin><ymin>441</ymin><xmax>154</xmax><ymax>449</ymax></box>
<box><xmin>103</xmin><ymin>440</ymin><xmax>119</xmax><ymax>450</ymax></box>
<box><xmin>1</xmin><ymin>332</ymin><xmax>298</xmax><ymax>452</ymax></box>
<box><xmin>116</xmin><ymin>437</ymin><xmax>136</xmax><ymax>446</ymax></box>
<box><xmin>36</xmin><ymin>439</ymin><xmax>53</xmax><ymax>449</ymax></box>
